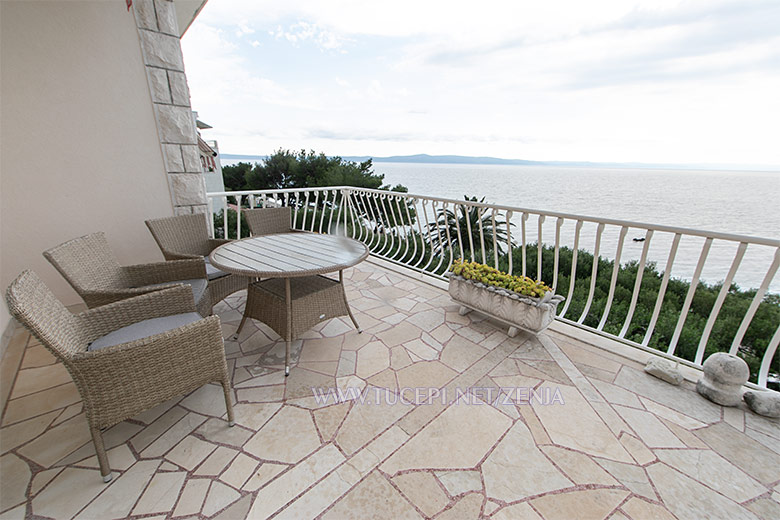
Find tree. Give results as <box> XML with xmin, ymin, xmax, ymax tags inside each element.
<box><xmin>217</xmin><ymin>150</ymin><xmax>414</xmax><ymax>236</ymax></box>
<box><xmin>426</xmin><ymin>196</ymin><xmax>513</xmax><ymax>260</ymax></box>
<box><xmin>222</xmin><ymin>161</ymin><xmax>252</xmax><ymax>191</ymax></box>
<box><xmin>220</xmin><ymin>149</ymin><xmax>398</xmax><ymax>192</ymax></box>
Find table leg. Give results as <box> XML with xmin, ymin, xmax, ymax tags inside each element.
<box><xmin>340</xmin><ymin>270</ymin><xmax>362</xmax><ymax>333</ymax></box>
<box><xmin>285</xmin><ymin>277</ymin><xmax>292</xmax><ymax>376</ymax></box>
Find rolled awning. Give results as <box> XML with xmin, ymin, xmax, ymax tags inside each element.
<box><xmin>198</xmin><ymin>136</ymin><xmax>217</xmax><ymax>172</ymax></box>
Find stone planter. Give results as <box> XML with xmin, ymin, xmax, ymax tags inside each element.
<box><xmin>447</xmin><ymin>273</ymin><xmax>564</xmax><ymax>336</ymax></box>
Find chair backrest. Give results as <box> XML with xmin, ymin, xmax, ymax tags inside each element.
<box><xmin>5</xmin><ymin>270</ymin><xmax>86</xmax><ymax>360</ymax></box>
<box><xmin>146</xmin><ymin>213</ymin><xmax>211</xmax><ymax>259</ymax></box>
<box><xmin>244</xmin><ymin>207</ymin><xmax>292</xmax><ymax>236</ymax></box>
<box><xmin>43</xmin><ymin>232</ymin><xmax>126</xmax><ymax>296</ymax></box>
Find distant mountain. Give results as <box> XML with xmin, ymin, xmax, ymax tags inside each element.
<box><xmin>219</xmin><ymin>153</ymin><xmax>779</xmax><ymax>172</ymax></box>
<box><xmin>222</xmin><ymin>153</ymin><xmax>543</xmax><ymax>165</ymax></box>
<box><xmin>342</xmin><ymin>154</ymin><xmax>543</xmax><ymax>165</ymax></box>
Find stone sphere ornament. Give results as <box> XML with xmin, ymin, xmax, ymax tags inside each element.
<box><xmin>696</xmin><ymin>352</ymin><xmax>750</xmax><ymax>406</ymax></box>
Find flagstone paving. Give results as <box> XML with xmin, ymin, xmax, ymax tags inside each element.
<box><xmin>1</xmin><ymin>261</ymin><xmax>779</xmax><ymax>519</ymax></box>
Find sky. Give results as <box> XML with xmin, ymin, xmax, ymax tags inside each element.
<box><xmin>181</xmin><ymin>0</ymin><xmax>780</xmax><ymax>167</ymax></box>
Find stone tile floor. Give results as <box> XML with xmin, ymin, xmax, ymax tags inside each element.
<box><xmin>1</xmin><ymin>261</ymin><xmax>779</xmax><ymax>519</ymax></box>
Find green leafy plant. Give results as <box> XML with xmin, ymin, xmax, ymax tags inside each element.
<box><xmin>427</xmin><ymin>196</ymin><xmax>513</xmax><ymax>259</ymax></box>
<box><xmin>450</xmin><ymin>259</ymin><xmax>551</xmax><ymax>298</ymax></box>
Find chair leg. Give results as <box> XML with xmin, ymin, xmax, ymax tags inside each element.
<box><xmin>285</xmin><ymin>340</ymin><xmax>291</xmax><ymax>376</ymax></box>
<box><xmin>234</xmin><ymin>313</ymin><xmax>249</xmax><ymax>340</ymax></box>
<box><xmin>285</xmin><ymin>278</ymin><xmax>292</xmax><ymax>376</ymax></box>
<box><xmin>233</xmin><ymin>277</ymin><xmax>258</xmax><ymax>339</ymax></box>
<box><xmin>339</xmin><ymin>270</ymin><xmax>361</xmax><ymax>333</ymax></box>
<box><xmin>90</xmin><ymin>425</ymin><xmax>112</xmax><ymax>482</ymax></box>
<box><xmin>345</xmin><ymin>304</ymin><xmax>361</xmax><ymax>334</ymax></box>
<box><xmin>221</xmin><ymin>378</ymin><xmax>235</xmax><ymax>427</ymax></box>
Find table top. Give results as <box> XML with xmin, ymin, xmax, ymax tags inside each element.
<box><xmin>209</xmin><ymin>232</ymin><xmax>369</xmax><ymax>278</ymax></box>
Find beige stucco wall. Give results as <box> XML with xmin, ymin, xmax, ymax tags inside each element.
<box><xmin>0</xmin><ymin>0</ymin><xmax>178</xmax><ymax>332</ymax></box>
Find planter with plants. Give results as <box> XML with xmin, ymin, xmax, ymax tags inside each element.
<box><xmin>446</xmin><ymin>259</ymin><xmax>564</xmax><ymax>336</ymax></box>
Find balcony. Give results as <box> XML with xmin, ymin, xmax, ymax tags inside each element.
<box><xmin>2</xmin><ymin>254</ymin><xmax>779</xmax><ymax>519</ymax></box>
<box><xmin>208</xmin><ymin>187</ymin><xmax>780</xmax><ymax>391</ymax></box>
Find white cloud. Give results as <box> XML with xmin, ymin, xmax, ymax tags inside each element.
<box><xmin>235</xmin><ymin>19</ymin><xmax>255</xmax><ymax>37</ymax></box>
<box><xmin>181</xmin><ymin>0</ymin><xmax>780</xmax><ymax>166</ymax></box>
<box><xmin>181</xmin><ymin>24</ymin><xmax>298</xmax><ymax>139</ymax></box>
<box><xmin>269</xmin><ymin>21</ymin><xmax>350</xmax><ymax>51</ymax></box>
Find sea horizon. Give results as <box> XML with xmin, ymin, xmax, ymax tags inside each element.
<box><xmin>219</xmin><ymin>152</ymin><xmax>780</xmax><ymax>174</ymax></box>
<box><xmin>219</xmin><ymin>158</ymin><xmax>780</xmax><ymax>292</ymax></box>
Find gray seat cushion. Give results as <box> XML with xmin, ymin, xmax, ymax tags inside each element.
<box><xmin>89</xmin><ymin>312</ymin><xmax>202</xmax><ymax>351</ymax></box>
<box><xmin>142</xmin><ymin>278</ymin><xmax>208</xmax><ymax>305</ymax></box>
<box><xmin>204</xmin><ymin>258</ymin><xmax>228</xmax><ymax>280</ymax></box>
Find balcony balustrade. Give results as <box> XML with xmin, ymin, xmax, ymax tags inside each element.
<box><xmin>207</xmin><ymin>186</ymin><xmax>780</xmax><ymax>390</ymax></box>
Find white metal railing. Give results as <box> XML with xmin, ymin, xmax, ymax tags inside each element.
<box><xmin>207</xmin><ymin>186</ymin><xmax>780</xmax><ymax>389</ymax></box>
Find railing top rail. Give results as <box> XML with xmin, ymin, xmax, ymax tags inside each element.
<box><xmin>208</xmin><ymin>187</ymin><xmax>337</xmax><ymax>197</ymax></box>
<box><xmin>206</xmin><ymin>187</ymin><xmax>780</xmax><ymax>247</ymax></box>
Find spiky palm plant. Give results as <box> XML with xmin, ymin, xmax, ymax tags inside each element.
<box><xmin>426</xmin><ymin>196</ymin><xmax>514</xmax><ymax>259</ymax></box>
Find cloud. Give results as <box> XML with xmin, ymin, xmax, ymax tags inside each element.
<box><xmin>418</xmin><ymin>0</ymin><xmax>780</xmax><ymax>90</ymax></box>
<box><xmin>269</xmin><ymin>21</ymin><xmax>351</xmax><ymax>51</ymax></box>
<box><xmin>307</xmin><ymin>128</ymin><xmax>419</xmax><ymax>142</ymax></box>
<box><xmin>563</xmin><ymin>41</ymin><xmax>780</xmax><ymax>90</ymax></box>
<box><xmin>180</xmin><ymin>24</ymin><xmax>297</xmax><ymax>130</ymax></box>
<box><xmin>559</xmin><ymin>0</ymin><xmax>780</xmax><ymax>88</ymax></box>
<box><xmin>235</xmin><ymin>20</ymin><xmax>255</xmax><ymax>37</ymax></box>
<box><xmin>597</xmin><ymin>0</ymin><xmax>778</xmax><ymax>35</ymax></box>
<box><xmin>181</xmin><ymin>0</ymin><xmax>780</xmax><ymax>165</ymax></box>
<box><xmin>305</xmin><ymin>127</ymin><xmax>534</xmax><ymax>145</ymax></box>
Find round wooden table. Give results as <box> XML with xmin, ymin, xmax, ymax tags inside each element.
<box><xmin>209</xmin><ymin>232</ymin><xmax>369</xmax><ymax>375</ymax></box>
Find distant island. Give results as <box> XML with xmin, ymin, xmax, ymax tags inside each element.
<box><xmin>219</xmin><ymin>153</ymin><xmax>779</xmax><ymax>172</ymax></box>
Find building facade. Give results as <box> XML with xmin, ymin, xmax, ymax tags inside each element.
<box><xmin>0</xmin><ymin>0</ymin><xmax>210</xmax><ymax>346</ymax></box>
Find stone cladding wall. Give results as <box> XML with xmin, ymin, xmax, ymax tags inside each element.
<box><xmin>134</xmin><ymin>0</ymin><xmax>208</xmax><ymax>215</ymax></box>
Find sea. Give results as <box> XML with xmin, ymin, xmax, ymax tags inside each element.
<box><xmin>220</xmin><ymin>158</ymin><xmax>780</xmax><ymax>293</ymax></box>
<box><xmin>371</xmin><ymin>163</ymin><xmax>780</xmax><ymax>293</ymax></box>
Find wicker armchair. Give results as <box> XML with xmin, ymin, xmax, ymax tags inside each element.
<box><xmin>43</xmin><ymin>231</ymin><xmax>212</xmax><ymax>316</ymax></box>
<box><xmin>244</xmin><ymin>207</ymin><xmax>293</xmax><ymax>236</ymax></box>
<box><xmin>145</xmin><ymin>213</ymin><xmax>246</xmax><ymax>305</ymax></box>
<box><xmin>5</xmin><ymin>271</ymin><xmax>234</xmax><ymax>482</ymax></box>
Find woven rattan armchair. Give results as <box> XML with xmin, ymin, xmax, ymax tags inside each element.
<box><xmin>244</xmin><ymin>207</ymin><xmax>293</xmax><ymax>236</ymax></box>
<box><xmin>145</xmin><ymin>213</ymin><xmax>246</xmax><ymax>305</ymax></box>
<box><xmin>43</xmin><ymin>231</ymin><xmax>212</xmax><ymax>316</ymax></box>
<box><xmin>6</xmin><ymin>271</ymin><xmax>235</xmax><ymax>482</ymax></box>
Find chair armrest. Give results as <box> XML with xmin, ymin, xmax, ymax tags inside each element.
<box><xmin>78</xmin><ymin>286</ymin><xmax>173</xmax><ymax>309</ymax></box>
<box><xmin>208</xmin><ymin>238</ymin><xmax>232</xmax><ymax>252</ymax></box>
<box><xmin>161</xmin><ymin>250</ymin><xmax>202</xmax><ymax>261</ymax></box>
<box><xmin>77</xmin><ymin>285</ymin><xmax>197</xmax><ymax>341</ymax></box>
<box><xmin>123</xmin><ymin>258</ymin><xmax>207</xmax><ymax>285</ymax></box>
<box><xmin>71</xmin><ymin>316</ymin><xmax>228</xmax><ymax>429</ymax></box>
